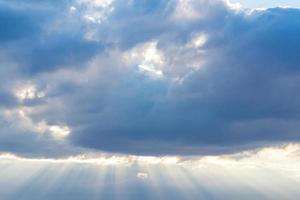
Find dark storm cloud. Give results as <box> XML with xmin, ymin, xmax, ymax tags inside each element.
<box><xmin>1</xmin><ymin>0</ymin><xmax>300</xmax><ymax>156</ymax></box>
<box><xmin>69</xmin><ymin>5</ymin><xmax>300</xmax><ymax>155</ymax></box>
<box><xmin>0</xmin><ymin>0</ymin><xmax>102</xmax><ymax>75</ymax></box>
<box><xmin>22</xmin><ymin>36</ymin><xmax>100</xmax><ymax>74</ymax></box>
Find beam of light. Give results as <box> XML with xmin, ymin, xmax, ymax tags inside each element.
<box><xmin>0</xmin><ymin>144</ymin><xmax>299</xmax><ymax>199</ymax></box>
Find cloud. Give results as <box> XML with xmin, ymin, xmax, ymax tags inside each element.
<box><xmin>0</xmin><ymin>0</ymin><xmax>103</xmax><ymax>75</ymax></box>
<box><xmin>0</xmin><ymin>0</ymin><xmax>300</xmax><ymax>156</ymax></box>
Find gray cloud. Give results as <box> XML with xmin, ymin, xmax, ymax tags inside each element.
<box><xmin>0</xmin><ymin>0</ymin><xmax>300</xmax><ymax>156</ymax></box>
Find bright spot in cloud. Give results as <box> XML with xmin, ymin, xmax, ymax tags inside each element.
<box><xmin>91</xmin><ymin>0</ymin><xmax>113</xmax><ymax>8</ymax></box>
<box><xmin>4</xmin><ymin>107</ymin><xmax>70</xmax><ymax>140</ymax></box>
<box><xmin>123</xmin><ymin>41</ymin><xmax>165</xmax><ymax>78</ymax></box>
<box><xmin>225</xmin><ymin>0</ymin><xmax>242</xmax><ymax>10</ymax></box>
<box><xmin>76</xmin><ymin>0</ymin><xmax>113</xmax><ymax>8</ymax></box>
<box><xmin>137</xmin><ymin>172</ymin><xmax>148</xmax><ymax>179</ymax></box>
<box><xmin>84</xmin><ymin>15</ymin><xmax>101</xmax><ymax>23</ymax></box>
<box><xmin>49</xmin><ymin>125</ymin><xmax>71</xmax><ymax>139</ymax></box>
<box><xmin>142</xmin><ymin>42</ymin><xmax>164</xmax><ymax>65</ymax></box>
<box><xmin>173</xmin><ymin>0</ymin><xmax>201</xmax><ymax>20</ymax></box>
<box><xmin>188</xmin><ymin>33</ymin><xmax>208</xmax><ymax>48</ymax></box>
<box><xmin>138</xmin><ymin>64</ymin><xmax>163</xmax><ymax>77</ymax></box>
<box><xmin>137</xmin><ymin>156</ymin><xmax>180</xmax><ymax>165</ymax></box>
<box><xmin>69</xmin><ymin>6</ymin><xmax>77</xmax><ymax>12</ymax></box>
<box><xmin>37</xmin><ymin>121</ymin><xmax>71</xmax><ymax>140</ymax></box>
<box><xmin>15</xmin><ymin>84</ymin><xmax>45</xmax><ymax>101</ymax></box>
<box><xmin>77</xmin><ymin>0</ymin><xmax>114</xmax><ymax>26</ymax></box>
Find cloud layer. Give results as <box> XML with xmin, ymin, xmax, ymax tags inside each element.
<box><xmin>1</xmin><ymin>0</ymin><xmax>300</xmax><ymax>156</ymax></box>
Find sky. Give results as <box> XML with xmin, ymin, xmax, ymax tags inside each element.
<box><xmin>234</xmin><ymin>0</ymin><xmax>300</xmax><ymax>8</ymax></box>
<box><xmin>0</xmin><ymin>0</ymin><xmax>300</xmax><ymax>199</ymax></box>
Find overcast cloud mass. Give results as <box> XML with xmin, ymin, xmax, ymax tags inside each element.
<box><xmin>0</xmin><ymin>0</ymin><xmax>300</xmax><ymax>157</ymax></box>
<box><xmin>1</xmin><ymin>1</ymin><xmax>300</xmax><ymax>200</ymax></box>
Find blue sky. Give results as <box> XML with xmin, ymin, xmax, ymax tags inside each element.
<box><xmin>234</xmin><ymin>0</ymin><xmax>300</xmax><ymax>8</ymax></box>
<box><xmin>0</xmin><ymin>0</ymin><xmax>300</xmax><ymax>199</ymax></box>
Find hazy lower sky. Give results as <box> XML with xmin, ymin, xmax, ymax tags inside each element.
<box><xmin>234</xmin><ymin>0</ymin><xmax>300</xmax><ymax>8</ymax></box>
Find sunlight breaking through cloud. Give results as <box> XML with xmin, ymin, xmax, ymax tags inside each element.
<box><xmin>0</xmin><ymin>144</ymin><xmax>299</xmax><ymax>167</ymax></box>
<box><xmin>1</xmin><ymin>0</ymin><xmax>300</xmax><ymax>199</ymax></box>
<box><xmin>0</xmin><ymin>144</ymin><xmax>299</xmax><ymax>200</ymax></box>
